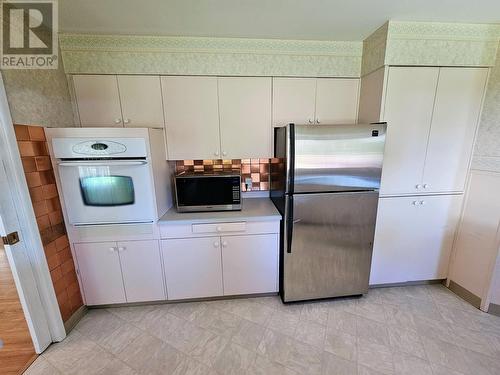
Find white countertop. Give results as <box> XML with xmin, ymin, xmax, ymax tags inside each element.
<box><xmin>159</xmin><ymin>198</ymin><xmax>282</xmax><ymax>224</ymax></box>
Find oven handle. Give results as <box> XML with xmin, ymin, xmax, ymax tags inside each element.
<box><xmin>58</xmin><ymin>161</ymin><xmax>148</xmax><ymax>167</ymax></box>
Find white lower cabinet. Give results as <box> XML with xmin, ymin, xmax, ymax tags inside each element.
<box><xmin>221</xmin><ymin>234</ymin><xmax>278</xmax><ymax>295</ymax></box>
<box><xmin>370</xmin><ymin>195</ymin><xmax>462</xmax><ymax>285</ymax></box>
<box><xmin>161</xmin><ymin>237</ymin><xmax>223</xmax><ymax>300</ymax></box>
<box><xmin>74</xmin><ymin>240</ymin><xmax>165</xmax><ymax>305</ymax></box>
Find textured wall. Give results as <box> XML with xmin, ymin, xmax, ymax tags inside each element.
<box><xmin>2</xmin><ymin>51</ymin><xmax>75</xmax><ymax>128</ymax></box>
<box><xmin>472</xmin><ymin>42</ymin><xmax>500</xmax><ymax>172</ymax></box>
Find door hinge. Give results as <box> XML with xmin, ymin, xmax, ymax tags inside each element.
<box><xmin>2</xmin><ymin>231</ymin><xmax>20</xmax><ymax>246</ymax></box>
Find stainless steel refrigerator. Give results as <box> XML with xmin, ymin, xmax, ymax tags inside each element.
<box><xmin>271</xmin><ymin>123</ymin><xmax>387</xmax><ymax>302</ymax></box>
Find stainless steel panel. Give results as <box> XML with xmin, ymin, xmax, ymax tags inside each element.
<box><xmin>293</xmin><ymin>124</ymin><xmax>386</xmax><ymax>193</ymax></box>
<box><xmin>283</xmin><ymin>191</ymin><xmax>379</xmax><ymax>302</ymax></box>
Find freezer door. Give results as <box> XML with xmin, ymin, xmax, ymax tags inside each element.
<box><xmin>293</xmin><ymin>124</ymin><xmax>386</xmax><ymax>193</ymax></box>
<box><xmin>283</xmin><ymin>191</ymin><xmax>379</xmax><ymax>302</ymax></box>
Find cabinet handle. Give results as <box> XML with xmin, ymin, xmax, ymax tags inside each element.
<box><xmin>213</xmin><ymin>241</ymin><xmax>220</xmax><ymax>248</ymax></box>
<box><xmin>114</xmin><ymin>118</ymin><xmax>122</xmax><ymax>124</ymax></box>
<box><xmin>308</xmin><ymin>119</ymin><xmax>313</xmax><ymax>124</ymax></box>
<box><xmin>423</xmin><ymin>184</ymin><xmax>429</xmax><ymax>189</ymax></box>
<box><xmin>216</xmin><ymin>226</ymin><xmax>222</xmax><ymax>232</ymax></box>
<box><xmin>315</xmin><ymin>118</ymin><xmax>320</xmax><ymax>124</ymax></box>
<box><xmin>123</xmin><ymin>118</ymin><xmax>130</xmax><ymax>124</ymax></box>
<box><xmin>222</xmin><ymin>151</ymin><xmax>227</xmax><ymax>157</ymax></box>
<box><xmin>109</xmin><ymin>247</ymin><xmax>116</xmax><ymax>252</ymax></box>
<box><xmin>419</xmin><ymin>200</ymin><xmax>425</xmax><ymax>206</ymax></box>
<box><xmin>415</xmin><ymin>184</ymin><xmax>422</xmax><ymax>189</ymax></box>
<box><xmin>117</xmin><ymin>246</ymin><xmax>126</xmax><ymax>252</ymax></box>
<box><xmin>412</xmin><ymin>201</ymin><xmax>418</xmax><ymax>206</ymax></box>
<box><xmin>214</xmin><ymin>151</ymin><xmax>219</xmax><ymax>156</ymax></box>
<box><xmin>222</xmin><ymin>241</ymin><xmax>228</xmax><ymax>248</ymax></box>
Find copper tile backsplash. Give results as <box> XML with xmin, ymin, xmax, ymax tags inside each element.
<box><xmin>175</xmin><ymin>159</ymin><xmax>282</xmax><ymax>191</ymax></box>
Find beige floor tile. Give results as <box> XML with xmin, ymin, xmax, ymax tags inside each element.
<box><xmin>294</xmin><ymin>319</ymin><xmax>326</xmax><ymax>348</ymax></box>
<box><xmin>163</xmin><ymin>320</ymin><xmax>207</xmax><ymax>353</ymax></box>
<box><xmin>354</xmin><ymin>299</ymin><xmax>387</xmax><ymax>323</ymax></box>
<box><xmin>168</xmin><ymin>301</ymin><xmax>208</xmax><ymax>322</ymax></box>
<box><xmin>116</xmin><ymin>332</ymin><xmax>185</xmax><ymax>374</ymax></box>
<box><xmin>327</xmin><ymin>309</ymin><xmax>357</xmax><ymax>336</ymax></box>
<box><xmin>387</xmin><ymin>326</ymin><xmax>426</xmax><ymax>359</ymax></box>
<box><xmin>188</xmin><ymin>329</ymin><xmax>229</xmax><ymax>367</ymax></box>
<box><xmin>356</xmin><ymin>315</ymin><xmax>390</xmax><ymax>346</ymax></box>
<box><xmin>94</xmin><ymin>358</ymin><xmax>137</xmax><ymax>375</ymax></box>
<box><xmin>74</xmin><ymin>309</ymin><xmax>124</xmax><ymax>342</ymax></box>
<box><xmin>280</xmin><ymin>338</ymin><xmax>323</xmax><ymax>375</ymax></box>
<box><xmin>25</xmin><ymin>356</ymin><xmax>62</xmax><ymax>375</ymax></box>
<box><xmin>192</xmin><ymin>307</ymin><xmax>242</xmax><ymax>338</ymax></box>
<box><xmin>357</xmin><ymin>338</ymin><xmax>395</xmax><ymax>375</ymax></box>
<box><xmin>231</xmin><ymin>318</ymin><xmax>265</xmax><ymax>351</ymax></box>
<box><xmin>97</xmin><ymin>322</ymin><xmax>142</xmax><ymax>355</ymax></box>
<box><xmin>383</xmin><ymin>304</ymin><xmax>416</xmax><ymax>330</ymax></box>
<box><xmin>143</xmin><ymin>312</ymin><xmax>187</xmax><ymax>343</ymax></box>
<box><xmin>171</xmin><ymin>357</ymin><xmax>216</xmax><ymax>375</ymax></box>
<box><xmin>226</xmin><ymin>299</ymin><xmax>274</xmax><ymax>325</ymax></box>
<box><xmin>324</xmin><ymin>326</ymin><xmax>356</xmax><ymax>361</ymax></box>
<box><xmin>420</xmin><ymin>336</ymin><xmax>470</xmax><ymax>374</ymax></box>
<box><xmin>246</xmin><ymin>355</ymin><xmax>299</xmax><ymax>375</ymax></box>
<box><xmin>462</xmin><ymin>347</ymin><xmax>500</xmax><ymax>375</ymax></box>
<box><xmin>267</xmin><ymin>309</ymin><xmax>301</xmax><ymax>336</ymax></box>
<box><xmin>430</xmin><ymin>363</ymin><xmax>467</xmax><ymax>375</ymax></box>
<box><xmin>358</xmin><ymin>364</ymin><xmax>386</xmax><ymax>375</ymax></box>
<box><xmin>107</xmin><ymin>304</ymin><xmax>169</xmax><ymax>330</ymax></box>
<box><xmin>257</xmin><ymin>329</ymin><xmax>292</xmax><ymax>364</ymax></box>
<box><xmin>321</xmin><ymin>351</ymin><xmax>357</xmax><ymax>375</ymax></box>
<box><xmin>213</xmin><ymin>342</ymin><xmax>256</xmax><ymax>375</ymax></box>
<box><xmin>300</xmin><ymin>302</ymin><xmax>329</xmax><ymax>325</ymax></box>
<box><xmin>392</xmin><ymin>352</ymin><xmax>433</xmax><ymax>375</ymax></box>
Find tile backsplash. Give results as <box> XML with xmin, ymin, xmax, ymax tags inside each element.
<box><xmin>174</xmin><ymin>159</ymin><xmax>281</xmax><ymax>191</ymax></box>
<box><xmin>14</xmin><ymin>124</ymin><xmax>83</xmax><ymax>322</ymax></box>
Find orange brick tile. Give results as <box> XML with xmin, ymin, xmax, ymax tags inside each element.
<box><xmin>58</xmin><ymin>246</ymin><xmax>72</xmax><ymax>264</ymax></box>
<box><xmin>36</xmin><ymin>214</ymin><xmax>50</xmax><ymax>231</ymax></box>
<box><xmin>46</xmin><ymin>253</ymin><xmax>60</xmax><ymax>270</ymax></box>
<box><xmin>34</xmin><ymin>156</ymin><xmax>51</xmax><ymax>171</ymax></box>
<box><xmin>25</xmin><ymin>171</ymin><xmax>42</xmax><ymax>188</ymax></box>
<box><xmin>14</xmin><ymin>125</ymin><xmax>30</xmax><ymax>141</ymax></box>
<box><xmin>39</xmin><ymin>171</ymin><xmax>55</xmax><ymax>185</ymax></box>
<box><xmin>32</xmin><ymin>141</ymin><xmax>48</xmax><ymax>156</ymax></box>
<box><xmin>17</xmin><ymin>141</ymin><xmax>36</xmax><ymax>157</ymax></box>
<box><xmin>42</xmin><ymin>184</ymin><xmax>58</xmax><ymax>199</ymax></box>
<box><xmin>50</xmin><ymin>266</ymin><xmax>63</xmax><ymax>284</ymax></box>
<box><xmin>28</xmin><ymin>126</ymin><xmax>46</xmax><ymax>141</ymax></box>
<box><xmin>46</xmin><ymin>197</ymin><xmax>61</xmax><ymax>213</ymax></box>
<box><xmin>63</xmin><ymin>271</ymin><xmax>78</xmax><ymax>287</ymax></box>
<box><xmin>250</xmin><ymin>164</ymin><xmax>260</xmax><ymax>173</ymax></box>
<box><xmin>21</xmin><ymin>157</ymin><xmax>37</xmax><ymax>172</ymax></box>
<box><xmin>56</xmin><ymin>289</ymin><xmax>68</xmax><ymax>306</ymax></box>
<box><xmin>53</xmin><ymin>275</ymin><xmax>67</xmax><ymax>295</ymax></box>
<box><xmin>66</xmin><ymin>281</ymin><xmax>80</xmax><ymax>297</ymax></box>
<box><xmin>55</xmin><ymin>235</ymin><xmax>69</xmax><ymax>251</ymax></box>
<box><xmin>61</xmin><ymin>258</ymin><xmax>75</xmax><ymax>275</ymax></box>
<box><xmin>48</xmin><ymin>210</ymin><xmax>63</xmax><ymax>226</ymax></box>
<box><xmin>242</xmin><ymin>164</ymin><xmax>251</xmax><ymax>174</ymax></box>
<box><xmin>29</xmin><ymin>186</ymin><xmax>44</xmax><ymax>203</ymax></box>
<box><xmin>251</xmin><ymin>173</ymin><xmax>260</xmax><ymax>182</ymax></box>
<box><xmin>32</xmin><ymin>200</ymin><xmax>48</xmax><ymax>218</ymax></box>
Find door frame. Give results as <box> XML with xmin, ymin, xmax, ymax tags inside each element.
<box><xmin>0</xmin><ymin>74</ymin><xmax>65</xmax><ymax>352</ymax></box>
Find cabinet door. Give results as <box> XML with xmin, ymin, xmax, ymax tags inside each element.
<box><xmin>370</xmin><ymin>195</ymin><xmax>461</xmax><ymax>285</ymax></box>
<box><xmin>315</xmin><ymin>78</ymin><xmax>359</xmax><ymax>124</ymax></box>
<box><xmin>117</xmin><ymin>240</ymin><xmax>165</xmax><ymax>303</ymax></box>
<box><xmin>162</xmin><ymin>76</ymin><xmax>221</xmax><ymax>160</ymax></box>
<box><xmin>73</xmin><ymin>242</ymin><xmax>126</xmax><ymax>305</ymax></box>
<box><xmin>218</xmin><ymin>77</ymin><xmax>272</xmax><ymax>158</ymax></box>
<box><xmin>221</xmin><ymin>234</ymin><xmax>278</xmax><ymax>295</ymax></box>
<box><xmin>117</xmin><ymin>76</ymin><xmax>165</xmax><ymax>128</ymax></box>
<box><xmin>272</xmin><ymin>78</ymin><xmax>316</xmax><ymax>126</ymax></box>
<box><xmin>380</xmin><ymin>67</ymin><xmax>439</xmax><ymax>196</ymax></box>
<box><xmin>161</xmin><ymin>237</ymin><xmax>223</xmax><ymax>300</ymax></box>
<box><xmin>73</xmin><ymin>75</ymin><xmax>123</xmax><ymax>127</ymax></box>
<box><xmin>422</xmin><ymin>68</ymin><xmax>488</xmax><ymax>193</ymax></box>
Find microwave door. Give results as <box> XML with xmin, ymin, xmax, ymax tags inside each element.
<box><xmin>57</xmin><ymin>160</ymin><xmax>156</xmax><ymax>225</ymax></box>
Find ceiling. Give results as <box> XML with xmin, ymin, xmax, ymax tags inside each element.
<box><xmin>59</xmin><ymin>0</ymin><xmax>500</xmax><ymax>41</ymax></box>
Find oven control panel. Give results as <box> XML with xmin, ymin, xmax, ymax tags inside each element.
<box><xmin>52</xmin><ymin>137</ymin><xmax>148</xmax><ymax>158</ymax></box>
<box><xmin>72</xmin><ymin>140</ymin><xmax>127</xmax><ymax>155</ymax></box>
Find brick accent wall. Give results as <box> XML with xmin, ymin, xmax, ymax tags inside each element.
<box><xmin>14</xmin><ymin>125</ymin><xmax>83</xmax><ymax>322</ymax></box>
<box><xmin>175</xmin><ymin>158</ymin><xmax>281</xmax><ymax>191</ymax></box>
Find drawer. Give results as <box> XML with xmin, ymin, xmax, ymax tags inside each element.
<box><xmin>159</xmin><ymin>220</ymin><xmax>280</xmax><ymax>239</ymax></box>
<box><xmin>192</xmin><ymin>222</ymin><xmax>246</xmax><ymax>234</ymax></box>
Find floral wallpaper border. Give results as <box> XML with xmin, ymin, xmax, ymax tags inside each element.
<box><xmin>59</xmin><ymin>34</ymin><xmax>363</xmax><ymax>77</ymax></box>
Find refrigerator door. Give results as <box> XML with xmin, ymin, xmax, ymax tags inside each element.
<box><xmin>283</xmin><ymin>191</ymin><xmax>379</xmax><ymax>302</ymax></box>
<box><xmin>292</xmin><ymin>124</ymin><xmax>386</xmax><ymax>193</ymax></box>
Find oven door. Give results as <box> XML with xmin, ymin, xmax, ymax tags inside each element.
<box><xmin>57</xmin><ymin>160</ymin><xmax>155</xmax><ymax>225</ymax></box>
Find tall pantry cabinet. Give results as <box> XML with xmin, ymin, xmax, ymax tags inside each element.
<box><xmin>359</xmin><ymin>66</ymin><xmax>488</xmax><ymax>285</ymax></box>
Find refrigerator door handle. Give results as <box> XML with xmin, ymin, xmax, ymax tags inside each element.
<box><xmin>286</xmin><ymin>196</ymin><xmax>294</xmax><ymax>253</ymax></box>
<box><xmin>287</xmin><ymin>124</ymin><xmax>295</xmax><ymax>194</ymax></box>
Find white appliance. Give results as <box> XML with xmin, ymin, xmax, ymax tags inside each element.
<box><xmin>46</xmin><ymin>128</ymin><xmax>171</xmax><ymax>225</ymax></box>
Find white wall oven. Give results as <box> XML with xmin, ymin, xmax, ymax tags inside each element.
<box><xmin>52</xmin><ymin>137</ymin><xmax>156</xmax><ymax>225</ymax></box>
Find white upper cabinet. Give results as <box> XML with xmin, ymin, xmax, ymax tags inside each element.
<box><xmin>162</xmin><ymin>76</ymin><xmax>221</xmax><ymax>160</ymax></box>
<box><xmin>272</xmin><ymin>78</ymin><xmax>317</xmax><ymax>126</ymax></box>
<box><xmin>218</xmin><ymin>77</ymin><xmax>272</xmax><ymax>158</ymax></box>
<box><xmin>422</xmin><ymin>68</ymin><xmax>488</xmax><ymax>193</ymax></box>
<box><xmin>73</xmin><ymin>75</ymin><xmax>123</xmax><ymax>127</ymax></box>
<box><xmin>380</xmin><ymin>67</ymin><xmax>439</xmax><ymax>196</ymax></box>
<box><xmin>272</xmin><ymin>77</ymin><xmax>360</xmax><ymax>126</ymax></box>
<box><xmin>315</xmin><ymin>78</ymin><xmax>359</xmax><ymax>124</ymax></box>
<box><xmin>117</xmin><ymin>75</ymin><xmax>165</xmax><ymax>128</ymax></box>
<box><xmin>370</xmin><ymin>194</ymin><xmax>462</xmax><ymax>285</ymax></box>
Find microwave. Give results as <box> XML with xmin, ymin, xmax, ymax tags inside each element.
<box><xmin>174</xmin><ymin>171</ymin><xmax>241</xmax><ymax>212</ymax></box>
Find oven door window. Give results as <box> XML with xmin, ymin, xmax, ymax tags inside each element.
<box><xmin>80</xmin><ymin>175</ymin><xmax>135</xmax><ymax>206</ymax></box>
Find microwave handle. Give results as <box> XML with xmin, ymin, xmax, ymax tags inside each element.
<box><xmin>58</xmin><ymin>161</ymin><xmax>148</xmax><ymax>167</ymax></box>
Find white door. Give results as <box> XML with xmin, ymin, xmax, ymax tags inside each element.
<box><xmin>73</xmin><ymin>75</ymin><xmax>123</xmax><ymax>127</ymax></box>
<box><xmin>408</xmin><ymin>195</ymin><xmax>462</xmax><ymax>281</ymax></box>
<box><xmin>370</xmin><ymin>197</ymin><xmax>419</xmax><ymax>285</ymax></box>
<box><xmin>162</xmin><ymin>76</ymin><xmax>221</xmax><ymax>160</ymax></box>
<box><xmin>370</xmin><ymin>195</ymin><xmax>462</xmax><ymax>285</ymax></box>
<box><xmin>161</xmin><ymin>237</ymin><xmax>223</xmax><ymax>300</ymax></box>
<box><xmin>315</xmin><ymin>78</ymin><xmax>359</xmax><ymax>124</ymax></box>
<box><xmin>379</xmin><ymin>67</ymin><xmax>439</xmax><ymax>196</ymax></box>
<box><xmin>218</xmin><ymin>77</ymin><xmax>272</xmax><ymax>158</ymax></box>
<box><xmin>117</xmin><ymin>75</ymin><xmax>165</xmax><ymax>128</ymax></box>
<box><xmin>272</xmin><ymin>78</ymin><xmax>316</xmax><ymax>126</ymax></box>
<box><xmin>117</xmin><ymin>240</ymin><xmax>165</xmax><ymax>302</ymax></box>
<box><xmin>221</xmin><ymin>234</ymin><xmax>278</xmax><ymax>295</ymax></box>
<box><xmin>422</xmin><ymin>68</ymin><xmax>488</xmax><ymax>193</ymax></box>
<box><xmin>73</xmin><ymin>242</ymin><xmax>126</xmax><ymax>305</ymax></box>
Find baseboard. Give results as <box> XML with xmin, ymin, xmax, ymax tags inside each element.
<box><xmin>448</xmin><ymin>280</ymin><xmax>482</xmax><ymax>309</ymax></box>
<box><xmin>369</xmin><ymin>279</ymin><xmax>445</xmax><ymax>288</ymax></box>
<box><xmin>488</xmin><ymin>303</ymin><xmax>500</xmax><ymax>317</ymax></box>
<box><xmin>63</xmin><ymin>305</ymin><xmax>88</xmax><ymax>334</ymax></box>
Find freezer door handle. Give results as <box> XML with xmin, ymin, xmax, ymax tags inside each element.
<box><xmin>286</xmin><ymin>196</ymin><xmax>294</xmax><ymax>253</ymax></box>
<box><xmin>287</xmin><ymin>124</ymin><xmax>295</xmax><ymax>194</ymax></box>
